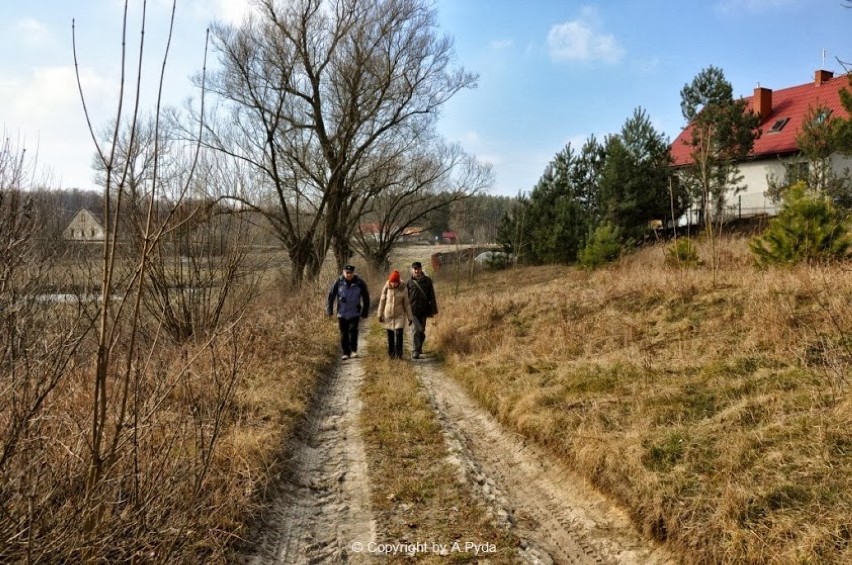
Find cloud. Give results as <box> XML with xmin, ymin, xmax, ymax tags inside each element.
<box><xmin>489</xmin><ymin>39</ymin><xmax>513</xmax><ymax>50</ymax></box>
<box><xmin>0</xmin><ymin>65</ymin><xmax>118</xmax><ymax>188</ymax></box>
<box><xmin>187</xmin><ymin>0</ymin><xmax>255</xmax><ymax>24</ymax></box>
<box><xmin>717</xmin><ymin>0</ymin><xmax>799</xmax><ymax>13</ymax></box>
<box><xmin>462</xmin><ymin>130</ymin><xmax>481</xmax><ymax>144</ymax></box>
<box><xmin>12</xmin><ymin>18</ymin><xmax>53</xmax><ymax>49</ymax></box>
<box><xmin>547</xmin><ymin>7</ymin><xmax>624</xmax><ymax>64</ymax></box>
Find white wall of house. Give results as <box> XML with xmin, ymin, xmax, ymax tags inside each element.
<box><xmin>831</xmin><ymin>153</ymin><xmax>852</xmax><ymax>176</ymax></box>
<box><xmin>63</xmin><ymin>209</ymin><xmax>105</xmax><ymax>241</ymax></box>
<box><xmin>727</xmin><ymin>152</ymin><xmax>852</xmax><ymax>218</ymax></box>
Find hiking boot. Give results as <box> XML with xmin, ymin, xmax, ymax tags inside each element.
<box><xmin>412</xmin><ymin>352</ymin><xmax>420</xmax><ymax>359</ymax></box>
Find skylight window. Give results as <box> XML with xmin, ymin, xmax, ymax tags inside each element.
<box><xmin>814</xmin><ymin>109</ymin><xmax>832</xmax><ymax>124</ymax></box>
<box><xmin>767</xmin><ymin>117</ymin><xmax>789</xmax><ymax>133</ymax></box>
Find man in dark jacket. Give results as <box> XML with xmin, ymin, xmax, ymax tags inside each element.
<box><xmin>406</xmin><ymin>261</ymin><xmax>438</xmax><ymax>359</ymax></box>
<box><xmin>326</xmin><ymin>264</ymin><xmax>370</xmax><ymax>360</ymax></box>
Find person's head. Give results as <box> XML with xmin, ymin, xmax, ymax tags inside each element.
<box><xmin>411</xmin><ymin>261</ymin><xmax>423</xmax><ymax>277</ymax></box>
<box><xmin>343</xmin><ymin>264</ymin><xmax>356</xmax><ymax>280</ymax></box>
<box><xmin>388</xmin><ymin>270</ymin><xmax>401</xmax><ymax>287</ymax></box>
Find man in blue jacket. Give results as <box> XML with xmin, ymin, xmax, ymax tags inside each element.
<box><xmin>326</xmin><ymin>264</ymin><xmax>370</xmax><ymax>360</ymax></box>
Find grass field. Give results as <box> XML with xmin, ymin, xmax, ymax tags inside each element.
<box><xmin>7</xmin><ymin>235</ymin><xmax>850</xmax><ymax>563</ymax></box>
<box><xmin>433</xmin><ymin>236</ymin><xmax>852</xmax><ymax>563</ymax></box>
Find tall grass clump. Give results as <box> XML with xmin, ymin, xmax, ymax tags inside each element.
<box><xmin>0</xmin><ymin>272</ymin><xmax>337</xmax><ymax>563</ymax></box>
<box><xmin>433</xmin><ymin>237</ymin><xmax>852</xmax><ymax>563</ymax></box>
<box><xmin>664</xmin><ymin>237</ymin><xmax>701</xmax><ymax>267</ymax></box>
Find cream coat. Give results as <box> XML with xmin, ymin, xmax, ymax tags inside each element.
<box><xmin>377</xmin><ymin>281</ymin><xmax>413</xmax><ymax>330</ymax></box>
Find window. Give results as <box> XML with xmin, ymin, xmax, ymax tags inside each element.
<box><xmin>785</xmin><ymin>161</ymin><xmax>809</xmax><ymax>185</ymax></box>
<box><xmin>814</xmin><ymin>109</ymin><xmax>832</xmax><ymax>124</ymax></box>
<box><xmin>767</xmin><ymin>117</ymin><xmax>789</xmax><ymax>133</ymax></box>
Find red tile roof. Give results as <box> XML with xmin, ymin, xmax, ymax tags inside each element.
<box><xmin>671</xmin><ymin>72</ymin><xmax>851</xmax><ymax>166</ymax></box>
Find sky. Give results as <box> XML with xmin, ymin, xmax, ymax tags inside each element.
<box><xmin>1</xmin><ymin>0</ymin><xmax>850</xmax><ymax>197</ymax></box>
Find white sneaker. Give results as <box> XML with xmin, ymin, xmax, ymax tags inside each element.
<box><xmin>350</xmin><ymin>351</ymin><xmax>358</xmax><ymax>358</ymax></box>
<box><xmin>341</xmin><ymin>355</ymin><xmax>349</xmax><ymax>361</ymax></box>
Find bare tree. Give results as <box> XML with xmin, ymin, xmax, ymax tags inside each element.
<box><xmin>352</xmin><ymin>140</ymin><xmax>492</xmax><ymax>273</ymax></box>
<box><xmin>201</xmin><ymin>0</ymin><xmax>477</xmax><ymax>285</ymax></box>
<box><xmin>0</xmin><ymin>133</ymin><xmax>93</xmax><ymax>563</ymax></box>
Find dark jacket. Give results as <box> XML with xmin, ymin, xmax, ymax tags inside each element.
<box><xmin>406</xmin><ymin>274</ymin><xmax>438</xmax><ymax>318</ymax></box>
<box><xmin>327</xmin><ymin>275</ymin><xmax>370</xmax><ymax>319</ymax></box>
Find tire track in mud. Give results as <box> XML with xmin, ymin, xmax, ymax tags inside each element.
<box><xmin>238</xmin><ymin>340</ymin><xmax>376</xmax><ymax>564</ymax></box>
<box><xmin>414</xmin><ymin>357</ymin><xmax>675</xmax><ymax>565</ymax></box>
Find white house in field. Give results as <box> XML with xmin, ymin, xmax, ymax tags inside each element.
<box><xmin>671</xmin><ymin>69</ymin><xmax>852</xmax><ymax>219</ymax></box>
<box><xmin>63</xmin><ymin>208</ymin><xmax>105</xmax><ymax>242</ymax></box>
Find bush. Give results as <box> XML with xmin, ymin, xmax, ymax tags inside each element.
<box><xmin>578</xmin><ymin>223</ymin><xmax>623</xmax><ymax>269</ymax></box>
<box><xmin>750</xmin><ymin>182</ymin><xmax>852</xmax><ymax>266</ymax></box>
<box><xmin>665</xmin><ymin>237</ymin><xmax>701</xmax><ymax>267</ymax></box>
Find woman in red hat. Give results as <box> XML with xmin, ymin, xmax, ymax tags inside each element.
<box><xmin>377</xmin><ymin>270</ymin><xmax>414</xmax><ymax>359</ymax></box>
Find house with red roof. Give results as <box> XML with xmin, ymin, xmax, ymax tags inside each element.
<box><xmin>671</xmin><ymin>69</ymin><xmax>852</xmax><ymax>219</ymax></box>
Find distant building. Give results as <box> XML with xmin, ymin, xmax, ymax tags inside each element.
<box><xmin>63</xmin><ymin>208</ymin><xmax>105</xmax><ymax>242</ymax></box>
<box><xmin>440</xmin><ymin>231</ymin><xmax>458</xmax><ymax>244</ymax></box>
<box><xmin>670</xmin><ymin>69</ymin><xmax>852</xmax><ymax>220</ymax></box>
<box><xmin>401</xmin><ymin>226</ymin><xmax>428</xmax><ymax>243</ymax></box>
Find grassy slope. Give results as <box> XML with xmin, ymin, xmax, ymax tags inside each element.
<box><xmin>432</xmin><ymin>238</ymin><xmax>852</xmax><ymax>564</ymax></box>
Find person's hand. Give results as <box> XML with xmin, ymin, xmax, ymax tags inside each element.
<box><xmin>378</xmin><ymin>315</ymin><xmax>385</xmax><ymax>323</ymax></box>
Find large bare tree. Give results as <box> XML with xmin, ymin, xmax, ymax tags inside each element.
<box><xmin>202</xmin><ymin>0</ymin><xmax>477</xmax><ymax>285</ymax></box>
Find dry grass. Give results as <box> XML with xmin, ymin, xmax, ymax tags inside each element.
<box><xmin>360</xmin><ymin>323</ymin><xmax>518</xmax><ymax>563</ymax></box>
<box><xmin>433</xmin><ymin>236</ymin><xmax>852</xmax><ymax>564</ymax></box>
<box><xmin>0</xmin><ymin>277</ymin><xmax>338</xmax><ymax>563</ymax></box>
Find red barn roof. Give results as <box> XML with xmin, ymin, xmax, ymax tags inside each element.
<box><xmin>671</xmin><ymin>70</ymin><xmax>851</xmax><ymax>167</ymax></box>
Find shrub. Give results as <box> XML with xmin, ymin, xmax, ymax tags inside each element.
<box><xmin>665</xmin><ymin>237</ymin><xmax>701</xmax><ymax>267</ymax></box>
<box><xmin>750</xmin><ymin>182</ymin><xmax>852</xmax><ymax>266</ymax></box>
<box><xmin>578</xmin><ymin>223</ymin><xmax>623</xmax><ymax>269</ymax></box>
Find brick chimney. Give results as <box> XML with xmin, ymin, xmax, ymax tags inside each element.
<box><xmin>815</xmin><ymin>69</ymin><xmax>833</xmax><ymax>86</ymax></box>
<box><xmin>753</xmin><ymin>86</ymin><xmax>772</xmax><ymax>121</ymax></box>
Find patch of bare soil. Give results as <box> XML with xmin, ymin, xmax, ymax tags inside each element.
<box><xmin>413</xmin><ymin>356</ymin><xmax>676</xmax><ymax>565</ymax></box>
<box><xmin>236</xmin><ymin>340</ymin><xmax>376</xmax><ymax>564</ymax></box>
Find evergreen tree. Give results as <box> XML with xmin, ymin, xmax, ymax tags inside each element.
<box><xmin>496</xmin><ymin>193</ymin><xmax>532</xmax><ymax>262</ymax></box>
<box><xmin>750</xmin><ymin>182</ymin><xmax>852</xmax><ymax>265</ymax></box>
<box><xmin>765</xmin><ymin>104</ymin><xmax>852</xmax><ymax>210</ymax></box>
<box><xmin>678</xmin><ymin>66</ymin><xmax>760</xmax><ymax>225</ymax></box>
<box><xmin>526</xmin><ymin>141</ymin><xmax>603</xmax><ymax>263</ymax></box>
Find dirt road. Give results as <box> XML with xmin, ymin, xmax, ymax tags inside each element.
<box><xmin>238</xmin><ymin>346</ymin><xmax>376</xmax><ymax>564</ymax></box>
<box><xmin>414</xmin><ymin>356</ymin><xmax>674</xmax><ymax>565</ymax></box>
<box><xmin>241</xmin><ymin>342</ymin><xmax>673</xmax><ymax>564</ymax></box>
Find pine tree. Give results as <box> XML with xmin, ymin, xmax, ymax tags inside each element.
<box><xmin>750</xmin><ymin>182</ymin><xmax>852</xmax><ymax>265</ymax></box>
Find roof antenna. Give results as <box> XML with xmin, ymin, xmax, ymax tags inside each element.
<box><xmin>822</xmin><ymin>48</ymin><xmax>826</xmax><ymax>69</ymax></box>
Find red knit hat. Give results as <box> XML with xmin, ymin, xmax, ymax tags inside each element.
<box><xmin>388</xmin><ymin>270</ymin><xmax>401</xmax><ymax>284</ymax></box>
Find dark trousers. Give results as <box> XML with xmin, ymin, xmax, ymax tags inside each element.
<box><xmin>411</xmin><ymin>315</ymin><xmax>427</xmax><ymax>354</ymax></box>
<box><xmin>338</xmin><ymin>316</ymin><xmax>360</xmax><ymax>355</ymax></box>
<box><xmin>386</xmin><ymin>328</ymin><xmax>404</xmax><ymax>358</ymax></box>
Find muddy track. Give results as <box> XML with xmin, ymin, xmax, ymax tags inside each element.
<box><xmin>237</xmin><ymin>338</ymin><xmax>376</xmax><ymax>564</ymax></box>
<box><xmin>414</xmin><ymin>356</ymin><xmax>675</xmax><ymax>565</ymax></box>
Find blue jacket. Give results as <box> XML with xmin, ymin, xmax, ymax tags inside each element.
<box><xmin>326</xmin><ymin>275</ymin><xmax>370</xmax><ymax>319</ymax></box>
